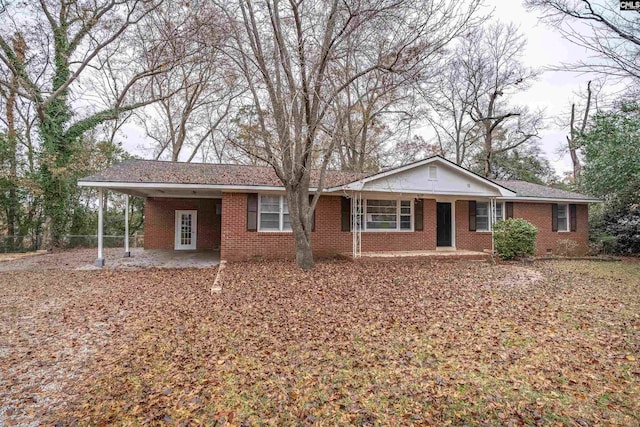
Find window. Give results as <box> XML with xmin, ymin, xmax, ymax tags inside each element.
<box><xmin>400</xmin><ymin>200</ymin><xmax>412</xmax><ymax>230</ymax></box>
<box><xmin>475</xmin><ymin>201</ymin><xmax>504</xmax><ymax>232</ymax></box>
<box><xmin>476</xmin><ymin>202</ymin><xmax>490</xmax><ymax>231</ymax></box>
<box><xmin>557</xmin><ymin>204</ymin><xmax>569</xmax><ymax>232</ymax></box>
<box><xmin>259</xmin><ymin>195</ymin><xmax>291</xmax><ymax>231</ymax></box>
<box><xmin>364</xmin><ymin>199</ymin><xmax>412</xmax><ymax>231</ymax></box>
<box><xmin>495</xmin><ymin>202</ymin><xmax>504</xmax><ymax>222</ymax></box>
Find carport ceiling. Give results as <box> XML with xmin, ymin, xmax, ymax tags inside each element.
<box><xmin>97</xmin><ymin>186</ymin><xmax>223</xmax><ymax>199</ymax></box>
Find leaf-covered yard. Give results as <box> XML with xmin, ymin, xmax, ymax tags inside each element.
<box><xmin>1</xmin><ymin>259</ymin><xmax>639</xmax><ymax>426</ymax></box>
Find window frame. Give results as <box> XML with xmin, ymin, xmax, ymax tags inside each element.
<box><xmin>258</xmin><ymin>194</ymin><xmax>292</xmax><ymax>232</ymax></box>
<box><xmin>475</xmin><ymin>201</ymin><xmax>505</xmax><ymax>232</ymax></box>
<box><xmin>475</xmin><ymin>201</ymin><xmax>491</xmax><ymax>232</ymax></box>
<box><xmin>494</xmin><ymin>201</ymin><xmax>504</xmax><ymax>222</ymax></box>
<box><xmin>361</xmin><ymin>198</ymin><xmax>414</xmax><ymax>232</ymax></box>
<box><xmin>557</xmin><ymin>203</ymin><xmax>570</xmax><ymax>232</ymax></box>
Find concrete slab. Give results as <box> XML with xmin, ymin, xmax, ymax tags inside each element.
<box><xmin>78</xmin><ymin>248</ymin><xmax>220</xmax><ymax>270</ymax></box>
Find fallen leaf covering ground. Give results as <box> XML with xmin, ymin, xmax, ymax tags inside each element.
<box><xmin>0</xmin><ymin>258</ymin><xmax>638</xmax><ymax>426</ymax></box>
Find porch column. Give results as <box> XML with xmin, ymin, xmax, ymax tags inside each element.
<box><xmin>352</xmin><ymin>192</ymin><xmax>362</xmax><ymax>258</ymax></box>
<box><xmin>95</xmin><ymin>188</ymin><xmax>105</xmax><ymax>267</ymax></box>
<box><xmin>124</xmin><ymin>194</ymin><xmax>131</xmax><ymax>257</ymax></box>
<box><xmin>490</xmin><ymin>197</ymin><xmax>496</xmax><ymax>254</ymax></box>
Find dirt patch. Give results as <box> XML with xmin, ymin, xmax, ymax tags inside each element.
<box><xmin>0</xmin><ymin>248</ymin><xmax>122</xmax><ymax>271</ymax></box>
<box><xmin>0</xmin><ymin>250</ymin><xmax>47</xmax><ymax>263</ymax></box>
<box><xmin>496</xmin><ymin>265</ymin><xmax>544</xmax><ymax>287</ymax></box>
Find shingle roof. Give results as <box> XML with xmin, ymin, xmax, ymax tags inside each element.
<box><xmin>79</xmin><ymin>159</ymin><xmax>366</xmax><ymax>188</ymax></box>
<box><xmin>494</xmin><ymin>180</ymin><xmax>597</xmax><ymax>200</ymax></box>
<box><xmin>79</xmin><ymin>159</ymin><xmax>599</xmax><ymax>201</ymax></box>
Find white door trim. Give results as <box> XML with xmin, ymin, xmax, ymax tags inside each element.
<box><xmin>175</xmin><ymin>210</ymin><xmax>197</xmax><ymax>250</ymax></box>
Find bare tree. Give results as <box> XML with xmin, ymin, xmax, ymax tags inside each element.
<box><xmin>133</xmin><ymin>3</ymin><xmax>244</xmax><ymax>163</ymax></box>
<box><xmin>223</xmin><ymin>0</ymin><xmax>481</xmax><ymax>269</ymax></box>
<box><xmin>462</xmin><ymin>23</ymin><xmax>544</xmax><ymax>178</ymax></box>
<box><xmin>0</xmin><ymin>0</ymin><xmax>184</xmax><ymax>246</ymax></box>
<box><xmin>426</xmin><ymin>57</ymin><xmax>479</xmax><ymax>166</ymax></box>
<box><xmin>327</xmin><ymin>30</ymin><xmax>428</xmax><ymax>173</ymax></box>
<box><xmin>526</xmin><ymin>0</ymin><xmax>640</xmax><ymax>81</ymax></box>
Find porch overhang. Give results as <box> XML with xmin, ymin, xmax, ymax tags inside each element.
<box><xmin>78</xmin><ymin>181</ymin><xmax>233</xmax><ymax>199</ymax></box>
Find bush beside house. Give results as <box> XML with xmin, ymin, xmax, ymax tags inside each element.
<box><xmin>494</xmin><ymin>218</ymin><xmax>538</xmax><ymax>260</ymax></box>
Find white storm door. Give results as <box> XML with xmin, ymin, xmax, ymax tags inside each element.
<box><xmin>175</xmin><ymin>210</ymin><xmax>197</xmax><ymax>250</ymax></box>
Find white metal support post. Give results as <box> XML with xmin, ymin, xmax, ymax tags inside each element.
<box><xmin>95</xmin><ymin>188</ymin><xmax>105</xmax><ymax>266</ymax></box>
<box><xmin>352</xmin><ymin>192</ymin><xmax>362</xmax><ymax>258</ymax></box>
<box><xmin>490</xmin><ymin>197</ymin><xmax>496</xmax><ymax>255</ymax></box>
<box><xmin>124</xmin><ymin>194</ymin><xmax>131</xmax><ymax>257</ymax></box>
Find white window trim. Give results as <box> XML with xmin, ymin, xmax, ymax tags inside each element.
<box><xmin>557</xmin><ymin>203</ymin><xmax>570</xmax><ymax>232</ymax></box>
<box><xmin>360</xmin><ymin>198</ymin><xmax>414</xmax><ymax>232</ymax></box>
<box><xmin>475</xmin><ymin>201</ymin><xmax>505</xmax><ymax>232</ymax></box>
<box><xmin>258</xmin><ymin>194</ymin><xmax>292</xmax><ymax>232</ymax></box>
<box><xmin>174</xmin><ymin>210</ymin><xmax>197</xmax><ymax>250</ymax></box>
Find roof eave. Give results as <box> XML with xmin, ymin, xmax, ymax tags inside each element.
<box><xmin>78</xmin><ymin>180</ymin><xmax>292</xmax><ymax>192</ymax></box>
<box><xmin>497</xmin><ymin>196</ymin><xmax>602</xmax><ymax>203</ymax></box>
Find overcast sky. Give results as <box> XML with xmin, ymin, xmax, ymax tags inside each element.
<box><xmin>119</xmin><ymin>0</ymin><xmax>608</xmax><ymax>177</ymax></box>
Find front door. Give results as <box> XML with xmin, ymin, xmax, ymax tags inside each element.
<box><xmin>436</xmin><ymin>202</ymin><xmax>452</xmax><ymax>247</ymax></box>
<box><xmin>175</xmin><ymin>210</ymin><xmax>197</xmax><ymax>250</ymax></box>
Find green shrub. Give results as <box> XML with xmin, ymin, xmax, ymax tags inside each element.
<box><xmin>493</xmin><ymin>218</ymin><xmax>538</xmax><ymax>260</ymax></box>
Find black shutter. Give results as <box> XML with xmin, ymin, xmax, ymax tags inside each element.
<box><xmin>309</xmin><ymin>195</ymin><xmax>316</xmax><ymax>232</ymax></box>
<box><xmin>341</xmin><ymin>197</ymin><xmax>350</xmax><ymax>232</ymax></box>
<box><xmin>506</xmin><ymin>202</ymin><xmax>514</xmax><ymax>219</ymax></box>
<box><xmin>569</xmin><ymin>204</ymin><xmax>577</xmax><ymax>232</ymax></box>
<box><xmin>552</xmin><ymin>203</ymin><xmax>558</xmax><ymax>232</ymax></box>
<box><xmin>414</xmin><ymin>199</ymin><xmax>424</xmax><ymax>231</ymax></box>
<box><xmin>247</xmin><ymin>193</ymin><xmax>258</xmax><ymax>231</ymax></box>
<box><xmin>468</xmin><ymin>200</ymin><xmax>477</xmax><ymax>231</ymax></box>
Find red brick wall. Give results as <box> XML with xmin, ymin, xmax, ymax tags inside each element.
<box><xmin>455</xmin><ymin>200</ymin><xmax>589</xmax><ymax>255</ymax></box>
<box><xmin>143</xmin><ymin>195</ymin><xmax>590</xmax><ymax>258</ymax></box>
<box><xmin>514</xmin><ymin>202</ymin><xmax>588</xmax><ymax>255</ymax></box>
<box><xmin>220</xmin><ymin>193</ymin><xmax>438</xmax><ymax>261</ymax></box>
<box><xmin>455</xmin><ymin>200</ymin><xmax>493</xmax><ymax>252</ymax></box>
<box><xmin>144</xmin><ymin>197</ymin><xmax>221</xmax><ymax>250</ymax></box>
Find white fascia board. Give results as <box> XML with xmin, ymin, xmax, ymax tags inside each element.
<box><xmin>497</xmin><ymin>196</ymin><xmax>602</xmax><ymax>203</ymax></box>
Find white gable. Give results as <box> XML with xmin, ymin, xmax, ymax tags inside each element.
<box><xmin>352</xmin><ymin>158</ymin><xmax>514</xmax><ymax>197</ymax></box>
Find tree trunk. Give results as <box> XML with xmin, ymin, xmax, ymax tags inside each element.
<box><xmin>286</xmin><ymin>185</ymin><xmax>314</xmax><ymax>270</ymax></box>
<box><xmin>40</xmin><ymin>29</ymin><xmax>74</xmax><ymax>249</ymax></box>
<box><xmin>568</xmin><ymin>81</ymin><xmax>591</xmax><ymax>183</ymax></box>
<box><xmin>483</xmin><ymin>122</ymin><xmax>492</xmax><ymax>177</ymax></box>
<box><xmin>570</xmin><ymin>144</ymin><xmax>581</xmax><ymax>180</ymax></box>
<box><xmin>294</xmin><ymin>232</ymin><xmax>314</xmax><ymax>270</ymax></box>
